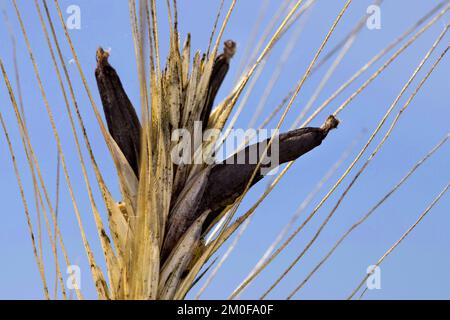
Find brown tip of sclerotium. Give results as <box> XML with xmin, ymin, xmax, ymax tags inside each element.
<box><xmin>321</xmin><ymin>115</ymin><xmax>339</xmax><ymax>133</ymax></box>
<box><xmin>96</xmin><ymin>47</ymin><xmax>110</xmax><ymax>65</ymax></box>
<box><xmin>224</xmin><ymin>40</ymin><xmax>237</xmax><ymax>59</ymax></box>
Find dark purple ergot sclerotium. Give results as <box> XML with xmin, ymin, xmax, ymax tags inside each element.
<box><xmin>95</xmin><ymin>47</ymin><xmax>142</xmax><ymax>177</ymax></box>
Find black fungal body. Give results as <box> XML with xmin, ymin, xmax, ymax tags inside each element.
<box><xmin>202</xmin><ymin>117</ymin><xmax>339</xmax><ymax>230</ymax></box>
<box><xmin>95</xmin><ymin>48</ymin><xmax>142</xmax><ymax>177</ymax></box>
<box><xmin>200</xmin><ymin>40</ymin><xmax>237</xmax><ymax>130</ymax></box>
<box><xmin>162</xmin><ymin>116</ymin><xmax>339</xmax><ymax>260</ymax></box>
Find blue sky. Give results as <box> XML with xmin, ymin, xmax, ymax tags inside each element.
<box><xmin>0</xmin><ymin>0</ymin><xmax>449</xmax><ymax>299</ymax></box>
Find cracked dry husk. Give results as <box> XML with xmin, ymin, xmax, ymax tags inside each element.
<box><xmin>95</xmin><ymin>39</ymin><xmax>338</xmax><ymax>298</ymax></box>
